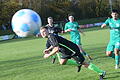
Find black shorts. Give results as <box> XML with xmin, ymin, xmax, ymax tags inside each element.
<box><xmin>60</xmin><ymin>48</ymin><xmax>85</xmax><ymax>64</ymax></box>
<box><xmin>60</xmin><ymin>48</ymin><xmax>73</xmax><ymax>59</ymax></box>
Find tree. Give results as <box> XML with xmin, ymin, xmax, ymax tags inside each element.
<box><xmin>0</xmin><ymin>0</ymin><xmax>21</xmax><ymax>27</ymax></box>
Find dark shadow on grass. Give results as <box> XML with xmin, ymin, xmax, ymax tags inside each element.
<box><xmin>104</xmin><ymin>72</ymin><xmax>120</xmax><ymax>79</ymax></box>
<box><xmin>0</xmin><ymin>55</ymin><xmax>51</xmax><ymax>78</ymax></box>
<box><xmin>0</xmin><ymin>56</ymin><xmax>45</xmax><ymax>71</ymax></box>
<box><xmin>0</xmin><ymin>55</ymin><xmax>52</xmax><ymax>78</ymax></box>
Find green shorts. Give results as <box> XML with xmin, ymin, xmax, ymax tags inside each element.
<box><xmin>106</xmin><ymin>42</ymin><xmax>120</xmax><ymax>51</ymax></box>
<box><xmin>71</xmin><ymin>38</ymin><xmax>81</xmax><ymax>45</ymax></box>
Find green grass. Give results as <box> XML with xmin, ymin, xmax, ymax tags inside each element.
<box><xmin>0</xmin><ymin>28</ymin><xmax>120</xmax><ymax>80</ymax></box>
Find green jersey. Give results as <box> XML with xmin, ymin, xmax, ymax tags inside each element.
<box><xmin>104</xmin><ymin>18</ymin><xmax>120</xmax><ymax>44</ymax></box>
<box><xmin>64</xmin><ymin>21</ymin><xmax>81</xmax><ymax>45</ymax></box>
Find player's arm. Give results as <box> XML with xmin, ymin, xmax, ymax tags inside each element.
<box><xmin>46</xmin><ymin>45</ymin><xmax>53</xmax><ymax>51</ymax></box>
<box><xmin>43</xmin><ymin>45</ymin><xmax>53</xmax><ymax>54</ymax></box>
<box><xmin>101</xmin><ymin>24</ymin><xmax>107</xmax><ymax>28</ymax></box>
<box><xmin>44</xmin><ymin>34</ymin><xmax>59</xmax><ymax>58</ymax></box>
<box><xmin>78</xmin><ymin>26</ymin><xmax>85</xmax><ymax>36</ymax></box>
<box><xmin>44</xmin><ymin>46</ymin><xmax>59</xmax><ymax>58</ymax></box>
<box><xmin>64</xmin><ymin>29</ymin><xmax>73</xmax><ymax>32</ymax></box>
<box><xmin>64</xmin><ymin>23</ymin><xmax>72</xmax><ymax>33</ymax></box>
<box><xmin>48</xmin><ymin>46</ymin><xmax>59</xmax><ymax>56</ymax></box>
<box><xmin>78</xmin><ymin>28</ymin><xmax>84</xmax><ymax>33</ymax></box>
<box><xmin>101</xmin><ymin>18</ymin><xmax>109</xmax><ymax>28</ymax></box>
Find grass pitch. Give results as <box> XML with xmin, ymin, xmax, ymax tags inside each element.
<box><xmin>0</xmin><ymin>28</ymin><xmax>120</xmax><ymax>80</ymax></box>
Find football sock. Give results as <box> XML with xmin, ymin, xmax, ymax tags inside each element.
<box><xmin>51</xmin><ymin>55</ymin><xmax>56</xmax><ymax>59</ymax></box>
<box><xmin>56</xmin><ymin>53</ymin><xmax>61</xmax><ymax>62</ymax></box>
<box><xmin>115</xmin><ymin>55</ymin><xmax>119</xmax><ymax>65</ymax></box>
<box><xmin>88</xmin><ymin>63</ymin><xmax>104</xmax><ymax>75</ymax></box>
<box><xmin>66</xmin><ymin>59</ymin><xmax>79</xmax><ymax>66</ymax></box>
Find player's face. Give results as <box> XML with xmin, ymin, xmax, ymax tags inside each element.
<box><xmin>111</xmin><ymin>12</ymin><xmax>118</xmax><ymax>20</ymax></box>
<box><xmin>69</xmin><ymin>16</ymin><xmax>74</xmax><ymax>22</ymax></box>
<box><xmin>40</xmin><ymin>29</ymin><xmax>48</xmax><ymax>38</ymax></box>
<box><xmin>48</xmin><ymin>18</ymin><xmax>53</xmax><ymax>24</ymax></box>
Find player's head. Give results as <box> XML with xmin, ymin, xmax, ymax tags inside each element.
<box><xmin>111</xmin><ymin>9</ymin><xmax>119</xmax><ymax>20</ymax></box>
<box><xmin>47</xmin><ymin>17</ymin><xmax>53</xmax><ymax>24</ymax></box>
<box><xmin>40</xmin><ymin>26</ymin><xmax>49</xmax><ymax>38</ymax></box>
<box><xmin>68</xmin><ymin>15</ymin><xmax>74</xmax><ymax>22</ymax></box>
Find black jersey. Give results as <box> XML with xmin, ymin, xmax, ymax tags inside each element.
<box><xmin>48</xmin><ymin>33</ymin><xmax>85</xmax><ymax>64</ymax></box>
<box><xmin>45</xmin><ymin>24</ymin><xmax>62</xmax><ymax>34</ymax></box>
<box><xmin>48</xmin><ymin>34</ymin><xmax>80</xmax><ymax>55</ymax></box>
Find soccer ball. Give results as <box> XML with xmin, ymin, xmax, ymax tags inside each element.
<box><xmin>11</xmin><ymin>9</ymin><xmax>42</xmax><ymax>37</ymax></box>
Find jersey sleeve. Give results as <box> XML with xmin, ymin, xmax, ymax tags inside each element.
<box><xmin>49</xmin><ymin>34</ymin><xmax>59</xmax><ymax>47</ymax></box>
<box><xmin>104</xmin><ymin>18</ymin><xmax>110</xmax><ymax>26</ymax></box>
<box><xmin>64</xmin><ymin>23</ymin><xmax>68</xmax><ymax>31</ymax></box>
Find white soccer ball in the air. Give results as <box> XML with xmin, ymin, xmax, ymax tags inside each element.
<box><xmin>11</xmin><ymin>9</ymin><xmax>42</xmax><ymax>37</ymax></box>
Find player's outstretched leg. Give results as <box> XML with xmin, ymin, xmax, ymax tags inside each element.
<box><xmin>57</xmin><ymin>53</ymin><xmax>82</xmax><ymax>72</ymax></box>
<box><xmin>83</xmin><ymin>63</ymin><xmax>106</xmax><ymax>79</ymax></box>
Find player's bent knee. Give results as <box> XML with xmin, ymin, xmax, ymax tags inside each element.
<box><xmin>82</xmin><ymin>62</ymin><xmax>89</xmax><ymax>68</ymax></box>
<box><xmin>59</xmin><ymin>61</ymin><xmax>66</xmax><ymax>65</ymax></box>
<box><xmin>106</xmin><ymin>52</ymin><xmax>112</xmax><ymax>56</ymax></box>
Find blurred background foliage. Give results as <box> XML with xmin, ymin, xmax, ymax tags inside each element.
<box><xmin>0</xmin><ymin>0</ymin><xmax>120</xmax><ymax>28</ymax></box>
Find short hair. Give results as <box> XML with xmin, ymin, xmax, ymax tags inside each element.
<box><xmin>69</xmin><ymin>15</ymin><xmax>74</xmax><ymax>18</ymax></box>
<box><xmin>112</xmin><ymin>9</ymin><xmax>119</xmax><ymax>13</ymax></box>
<box><xmin>47</xmin><ymin>17</ymin><xmax>53</xmax><ymax>20</ymax></box>
<box><xmin>40</xmin><ymin>26</ymin><xmax>48</xmax><ymax>30</ymax></box>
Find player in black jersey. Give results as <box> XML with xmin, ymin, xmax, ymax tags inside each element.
<box><xmin>40</xmin><ymin>27</ymin><xmax>106</xmax><ymax>80</ymax></box>
<box><xmin>45</xmin><ymin>17</ymin><xmax>62</xmax><ymax>63</ymax></box>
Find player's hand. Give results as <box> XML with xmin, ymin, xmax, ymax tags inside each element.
<box><xmin>67</xmin><ymin>29</ymin><xmax>73</xmax><ymax>32</ymax></box>
<box><xmin>43</xmin><ymin>49</ymin><xmax>49</xmax><ymax>54</ymax></box>
<box><xmin>44</xmin><ymin>54</ymin><xmax>50</xmax><ymax>58</ymax></box>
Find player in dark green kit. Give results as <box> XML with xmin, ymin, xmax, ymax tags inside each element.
<box><xmin>64</xmin><ymin>15</ymin><xmax>92</xmax><ymax>60</ymax></box>
<box><xmin>40</xmin><ymin>26</ymin><xmax>106</xmax><ymax>80</ymax></box>
<box><xmin>101</xmin><ymin>9</ymin><xmax>120</xmax><ymax>69</ymax></box>
<box><xmin>45</xmin><ymin>17</ymin><xmax>62</xmax><ymax>63</ymax></box>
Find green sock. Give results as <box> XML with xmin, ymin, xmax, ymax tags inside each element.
<box><xmin>51</xmin><ymin>55</ymin><xmax>56</xmax><ymax>59</ymax></box>
<box><xmin>66</xmin><ymin>59</ymin><xmax>79</xmax><ymax>66</ymax></box>
<box><xmin>115</xmin><ymin>55</ymin><xmax>119</xmax><ymax>65</ymax></box>
<box><xmin>88</xmin><ymin>63</ymin><xmax>104</xmax><ymax>75</ymax></box>
<box><xmin>56</xmin><ymin>53</ymin><xmax>61</xmax><ymax>62</ymax></box>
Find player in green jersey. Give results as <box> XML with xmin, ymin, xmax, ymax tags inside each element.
<box><xmin>64</xmin><ymin>15</ymin><xmax>92</xmax><ymax>60</ymax></box>
<box><xmin>101</xmin><ymin>9</ymin><xmax>120</xmax><ymax>69</ymax></box>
